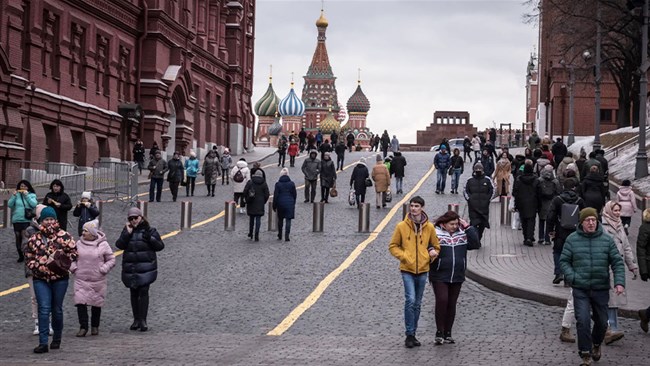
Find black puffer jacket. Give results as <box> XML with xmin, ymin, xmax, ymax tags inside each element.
<box><xmin>390</xmin><ymin>152</ymin><xmax>407</xmax><ymax>178</ymax></box>
<box><xmin>167</xmin><ymin>158</ymin><xmax>184</xmax><ymax>182</ymax></box>
<box><xmin>513</xmin><ymin>173</ymin><xmax>540</xmax><ymax>219</ymax></box>
<box><xmin>243</xmin><ymin>175</ymin><xmax>270</xmax><ymax>216</ymax></box>
<box><xmin>464</xmin><ymin>172</ymin><xmax>493</xmax><ymax>227</ymax></box>
<box><xmin>115</xmin><ymin>221</ymin><xmax>164</xmax><ymax>289</ymax></box>
<box><xmin>350</xmin><ymin>163</ymin><xmax>370</xmax><ymax>195</ymax></box>
<box><xmin>579</xmin><ymin>172</ymin><xmax>607</xmax><ymax>213</ymax></box>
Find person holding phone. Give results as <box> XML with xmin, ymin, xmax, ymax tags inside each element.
<box><xmin>8</xmin><ymin>180</ymin><xmax>38</xmax><ymax>262</ymax></box>
<box><xmin>115</xmin><ymin>207</ymin><xmax>164</xmax><ymax>332</ymax></box>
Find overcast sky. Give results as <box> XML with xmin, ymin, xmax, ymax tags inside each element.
<box><xmin>252</xmin><ymin>0</ymin><xmax>538</xmax><ymax>144</ymax></box>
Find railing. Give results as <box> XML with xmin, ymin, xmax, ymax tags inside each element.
<box><xmin>2</xmin><ymin>160</ymin><xmax>86</xmax><ymax>198</ymax></box>
<box><xmin>88</xmin><ymin>161</ymin><xmax>138</xmax><ymax>205</ymax></box>
<box><xmin>605</xmin><ymin>126</ymin><xmax>650</xmax><ymax>159</ymax></box>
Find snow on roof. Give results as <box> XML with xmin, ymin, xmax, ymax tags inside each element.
<box><xmin>30</xmin><ymin>87</ymin><xmax>122</xmax><ymax>118</ymax></box>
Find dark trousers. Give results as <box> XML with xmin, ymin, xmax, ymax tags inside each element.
<box><xmin>248</xmin><ymin>215</ymin><xmax>261</xmax><ymax>237</ymax></box>
<box><xmin>321</xmin><ymin>186</ymin><xmax>331</xmax><ymax>202</ymax></box>
<box><xmin>355</xmin><ymin>193</ymin><xmax>366</xmax><ymax>206</ymax></box>
<box><xmin>337</xmin><ymin>156</ymin><xmax>344</xmax><ymax>170</ymax></box>
<box><xmin>289</xmin><ymin>155</ymin><xmax>296</xmax><ymax>167</ymax></box>
<box><xmin>13</xmin><ymin>222</ymin><xmax>29</xmax><ymax>260</ymax></box>
<box><xmin>278</xmin><ymin>217</ymin><xmax>292</xmax><ymax>239</ymax></box>
<box><xmin>521</xmin><ymin>216</ymin><xmax>536</xmax><ymax>242</ymax></box>
<box><xmin>382</xmin><ymin>147</ymin><xmax>388</xmax><ymax>159</ymax></box>
<box><xmin>169</xmin><ymin>181</ymin><xmax>180</xmax><ymax>201</ymax></box>
<box><xmin>234</xmin><ymin>192</ymin><xmax>246</xmax><ymax>208</ymax></box>
<box><xmin>149</xmin><ymin>178</ymin><xmax>163</xmax><ymax>202</ymax></box>
<box><xmin>76</xmin><ymin>304</ymin><xmax>101</xmax><ymax>329</ymax></box>
<box><xmin>463</xmin><ymin>150</ymin><xmax>472</xmax><ymax>162</ymax></box>
<box><xmin>278</xmin><ymin>153</ymin><xmax>286</xmax><ymax>167</ymax></box>
<box><xmin>129</xmin><ymin>285</ymin><xmax>150</xmax><ymax>322</ymax></box>
<box><xmin>305</xmin><ymin>179</ymin><xmax>317</xmax><ymax>202</ymax></box>
<box><xmin>473</xmin><ymin>222</ymin><xmax>487</xmax><ymax>241</ymax></box>
<box><xmin>431</xmin><ymin>281</ymin><xmax>463</xmax><ymax>335</ymax></box>
<box><xmin>573</xmin><ymin>288</ymin><xmax>609</xmax><ymax>353</ymax></box>
<box><xmin>185</xmin><ymin>177</ymin><xmax>196</xmax><ymax>196</ymax></box>
<box><xmin>221</xmin><ymin>169</ymin><xmax>229</xmax><ymax>184</ymax></box>
<box><xmin>538</xmin><ymin>217</ymin><xmax>549</xmax><ymax>242</ymax></box>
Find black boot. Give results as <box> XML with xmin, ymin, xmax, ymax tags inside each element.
<box><xmin>130</xmin><ymin>292</ymin><xmax>140</xmax><ymax>330</ymax></box>
<box><xmin>211</xmin><ymin>184</ymin><xmax>216</xmax><ymax>197</ymax></box>
<box><xmin>138</xmin><ymin>293</ymin><xmax>149</xmax><ymax>332</ymax></box>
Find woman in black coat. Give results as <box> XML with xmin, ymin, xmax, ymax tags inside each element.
<box><xmin>513</xmin><ymin>164</ymin><xmax>540</xmax><ymax>246</ymax></box>
<box><xmin>349</xmin><ymin>158</ymin><xmax>370</xmax><ymax>206</ymax></box>
<box><xmin>464</xmin><ymin>163</ymin><xmax>493</xmax><ymax>241</ymax></box>
<box><xmin>319</xmin><ymin>152</ymin><xmax>337</xmax><ymax>203</ymax></box>
<box><xmin>43</xmin><ymin>179</ymin><xmax>73</xmax><ymax>231</ymax></box>
<box><xmin>243</xmin><ymin>170</ymin><xmax>270</xmax><ymax>241</ymax></box>
<box><xmin>272</xmin><ymin>169</ymin><xmax>297</xmax><ymax>241</ymax></box>
<box><xmin>578</xmin><ymin>166</ymin><xmax>607</xmax><ymax>214</ymax></box>
<box><xmin>115</xmin><ymin>207</ymin><xmax>164</xmax><ymax>332</ymax></box>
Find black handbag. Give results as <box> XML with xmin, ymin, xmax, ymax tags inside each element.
<box><xmin>365</xmin><ymin>177</ymin><xmax>373</xmax><ymax>187</ymax></box>
<box><xmin>20</xmin><ymin>194</ymin><xmax>35</xmax><ymax>220</ymax></box>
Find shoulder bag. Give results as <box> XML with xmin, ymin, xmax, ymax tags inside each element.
<box><xmin>20</xmin><ymin>194</ymin><xmax>35</xmax><ymax>220</ymax></box>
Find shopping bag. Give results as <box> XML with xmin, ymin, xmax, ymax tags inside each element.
<box><xmin>348</xmin><ymin>187</ymin><xmax>356</xmax><ymax>206</ymax></box>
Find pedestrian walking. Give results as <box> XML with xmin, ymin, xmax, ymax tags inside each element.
<box><xmin>578</xmin><ymin>165</ymin><xmax>607</xmax><ymax>215</ymax></box>
<box><xmin>373</xmin><ymin>135</ymin><xmax>380</xmax><ymax>152</ymax></box>
<box><xmin>581</xmin><ymin>152</ymin><xmax>602</xmax><ymax>181</ymax></box>
<box><xmin>71</xmin><ymin>219</ymin><xmax>115</xmax><ymax>337</ymax></box>
<box><xmin>391</xmin><ymin>151</ymin><xmax>407</xmax><ymax>194</ymax></box>
<box><xmin>334</xmin><ymin>140</ymin><xmax>346</xmax><ymax>170</ymax></box>
<box><xmin>429</xmin><ymin>211</ymin><xmax>480</xmax><ymax>345</ymax></box>
<box><xmin>616</xmin><ymin>180</ymin><xmax>637</xmax><ymax>234</ymax></box>
<box><xmin>166</xmin><ymin>151</ymin><xmax>184</xmax><ymax>202</ymax></box>
<box><xmin>493</xmin><ymin>154</ymin><xmax>512</xmax><ymax>197</ymax></box>
<box><xmin>8</xmin><ymin>180</ymin><xmax>38</xmax><ymax>262</ymax></box>
<box><xmin>25</xmin><ymin>206</ymin><xmax>77</xmax><ymax>353</ymax></box>
<box><xmin>220</xmin><ymin>148</ymin><xmax>233</xmax><ymax>184</ymax></box>
<box><xmin>476</xmin><ymin>149</ymin><xmax>495</xmax><ymax>178</ymax></box>
<box><xmin>637</xmin><ymin>208</ymin><xmax>650</xmax><ymax>333</ymax></box>
<box><xmin>277</xmin><ymin>136</ymin><xmax>288</xmax><ymax>167</ymax></box>
<box><xmin>346</xmin><ymin>131</ymin><xmax>355</xmax><ymax>153</ymax></box>
<box><xmin>202</xmin><ymin>150</ymin><xmax>221</xmax><ymax>196</ymax></box>
<box><xmin>449</xmin><ymin>149</ymin><xmax>464</xmax><ymax>194</ymax></box>
<box><xmin>319</xmin><ymin>152</ymin><xmax>336</xmax><ymax>203</ymax></box>
<box><xmin>299</xmin><ymin>128</ymin><xmax>307</xmax><ymax>153</ymax></box>
<box><xmin>391</xmin><ymin>135</ymin><xmax>400</xmax><ymax>153</ymax></box>
<box><xmin>537</xmin><ymin>165</ymin><xmax>561</xmax><ymax>245</ymax></box>
<box><xmin>463</xmin><ymin>163</ymin><xmax>494</xmax><ymax>242</ymax></box>
<box><xmin>471</xmin><ymin>134</ymin><xmax>481</xmax><ymax>161</ymax></box>
<box><xmin>534</xmin><ymin>149</ymin><xmax>552</xmax><ymax>175</ymax></box>
<box><xmin>541</xmin><ymin>144</ymin><xmax>554</xmax><ymax>166</ymax></box>
<box><xmin>512</xmin><ymin>154</ymin><xmax>526</xmax><ymax>179</ymax></box>
<box><xmin>132</xmin><ymin>139</ymin><xmax>145</xmax><ymax>174</ymax></box>
<box><xmin>513</xmin><ymin>164</ymin><xmax>540</xmax><ymax>246</ymax></box>
<box><xmin>184</xmin><ymin>151</ymin><xmax>199</xmax><ymax>196</ymax></box>
<box><xmin>557</xmin><ymin>153</ymin><xmax>578</xmax><ymax>186</ymax></box>
<box><xmin>147</xmin><ymin>151</ymin><xmax>168</xmax><ymax>202</ymax></box>
<box><xmin>552</xmin><ymin>137</ymin><xmax>568</xmax><ymax>168</ymax></box>
<box><xmin>243</xmin><ymin>170</ymin><xmax>270</xmax><ymax>242</ymax></box>
<box><xmin>601</xmin><ymin>201</ymin><xmax>639</xmax><ymax>344</ymax></box>
<box><xmin>330</xmin><ymin>130</ymin><xmax>339</xmax><ymax>145</ymax></box>
<box><xmin>389</xmin><ymin>196</ymin><xmax>440</xmax><ymax>348</ymax></box>
<box><xmin>273</xmin><ymin>168</ymin><xmax>296</xmax><ymax>242</ymax></box>
<box><xmin>288</xmin><ymin>141</ymin><xmax>299</xmax><ymax>168</ymax></box>
<box><xmin>72</xmin><ymin>191</ymin><xmax>100</xmax><ymax>237</ymax></box>
<box><xmin>231</xmin><ymin>159</ymin><xmax>250</xmax><ymax>213</ymax></box>
<box><xmin>371</xmin><ymin>154</ymin><xmax>390</xmax><ymax>209</ymax></box>
<box><xmin>115</xmin><ymin>207</ymin><xmax>164</xmax><ymax>332</ymax></box>
<box><xmin>43</xmin><ymin>179</ymin><xmax>73</xmax><ymax>231</ymax></box>
<box><xmin>318</xmin><ymin>138</ymin><xmax>332</xmax><ymax>161</ymax></box>
<box><xmin>560</xmin><ymin>207</ymin><xmax>625</xmax><ymax>366</ymax></box>
<box><xmin>462</xmin><ymin>136</ymin><xmax>472</xmax><ymax>163</ymax></box>
<box><xmin>350</xmin><ymin>158</ymin><xmax>370</xmax><ymax>206</ymax></box>
<box><xmin>433</xmin><ymin>147</ymin><xmax>451</xmax><ymax>194</ymax></box>
<box><xmin>148</xmin><ymin>141</ymin><xmax>160</xmax><ymax>160</ymax></box>
<box><xmin>301</xmin><ymin>150</ymin><xmax>320</xmax><ymax>203</ymax></box>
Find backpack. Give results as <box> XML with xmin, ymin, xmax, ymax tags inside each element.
<box><xmin>559</xmin><ymin>197</ymin><xmax>580</xmax><ymax>230</ymax></box>
<box><xmin>233</xmin><ymin>168</ymin><xmax>245</xmax><ymax>183</ymax></box>
<box><xmin>539</xmin><ymin>179</ymin><xmax>556</xmax><ymax>199</ymax></box>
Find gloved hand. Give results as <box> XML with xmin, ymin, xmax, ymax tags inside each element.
<box><xmin>641</xmin><ymin>273</ymin><xmax>648</xmax><ymax>282</ymax></box>
<box><xmin>143</xmin><ymin>230</ymin><xmax>151</xmax><ymax>242</ymax></box>
<box><xmin>632</xmin><ymin>269</ymin><xmax>639</xmax><ymax>280</ymax></box>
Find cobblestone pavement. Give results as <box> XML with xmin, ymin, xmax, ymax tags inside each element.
<box><xmin>0</xmin><ymin>152</ymin><xmax>647</xmax><ymax>365</ymax></box>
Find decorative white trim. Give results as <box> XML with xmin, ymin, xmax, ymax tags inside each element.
<box><xmin>30</xmin><ymin>87</ymin><xmax>122</xmax><ymax>118</ymax></box>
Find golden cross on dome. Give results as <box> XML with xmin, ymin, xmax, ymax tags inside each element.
<box><xmin>290</xmin><ymin>72</ymin><xmax>294</xmax><ymax>87</ymax></box>
<box><xmin>358</xmin><ymin>68</ymin><xmax>361</xmax><ymax>85</ymax></box>
<box><xmin>269</xmin><ymin>64</ymin><xmax>273</xmax><ymax>83</ymax></box>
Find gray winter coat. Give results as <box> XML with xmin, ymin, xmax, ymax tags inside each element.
<box><xmin>301</xmin><ymin>154</ymin><xmax>321</xmax><ymax>181</ymax></box>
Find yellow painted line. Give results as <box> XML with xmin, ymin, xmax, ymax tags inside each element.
<box><xmin>267</xmin><ymin>164</ymin><xmax>436</xmax><ymax>336</ymax></box>
<box><xmin>0</xmin><ymin>155</ymin><xmax>374</xmax><ymax>298</ymax></box>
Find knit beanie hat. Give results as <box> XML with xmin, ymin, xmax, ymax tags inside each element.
<box><xmin>579</xmin><ymin>207</ymin><xmax>598</xmax><ymax>224</ymax></box>
<box><xmin>127</xmin><ymin>207</ymin><xmax>143</xmax><ymax>218</ymax></box>
<box><xmin>359</xmin><ymin>157</ymin><xmax>366</xmax><ymax>165</ymax></box>
<box><xmin>35</xmin><ymin>204</ymin><xmax>48</xmax><ymax>219</ymax></box>
<box><xmin>280</xmin><ymin>168</ymin><xmax>289</xmax><ymax>176</ymax></box>
<box><xmin>81</xmin><ymin>191</ymin><xmax>92</xmax><ymax>200</ymax></box>
<box><xmin>254</xmin><ymin>170</ymin><xmax>264</xmax><ymax>178</ymax></box>
<box><xmin>83</xmin><ymin>219</ymin><xmax>100</xmax><ymax>238</ymax></box>
<box><xmin>39</xmin><ymin>206</ymin><xmax>57</xmax><ymax>222</ymax></box>
<box><xmin>473</xmin><ymin>162</ymin><xmax>484</xmax><ymax>172</ymax></box>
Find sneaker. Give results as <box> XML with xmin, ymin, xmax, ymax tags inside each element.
<box><xmin>640</xmin><ymin>309</ymin><xmax>649</xmax><ymax>333</ymax></box>
<box><xmin>443</xmin><ymin>331</ymin><xmax>455</xmax><ymax>344</ymax></box>
<box><xmin>33</xmin><ymin>321</ymin><xmax>39</xmax><ymax>335</ymax></box>
<box><xmin>404</xmin><ymin>335</ymin><xmax>415</xmax><ymax>348</ymax></box>
<box><xmin>592</xmin><ymin>344</ymin><xmax>601</xmax><ymax>361</ymax></box>
<box><xmin>434</xmin><ymin>331</ymin><xmax>444</xmax><ymax>346</ymax></box>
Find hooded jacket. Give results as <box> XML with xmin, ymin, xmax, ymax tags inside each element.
<box><xmin>434</xmin><ymin>151</ymin><xmax>451</xmax><ymax>170</ymax></box>
<box><xmin>616</xmin><ymin>186</ymin><xmax>638</xmax><ymax>217</ymax></box>
<box><xmin>371</xmin><ymin>161</ymin><xmax>390</xmax><ymax>192</ymax></box>
<box><xmin>43</xmin><ymin>180</ymin><xmax>73</xmax><ymax>230</ymax></box>
<box><xmin>391</xmin><ymin>152</ymin><xmax>407</xmax><ymax>178</ymax></box>
<box><xmin>578</xmin><ymin>172</ymin><xmax>607</xmax><ymax>212</ymax></box>
<box><xmin>537</xmin><ymin>168</ymin><xmax>561</xmax><ymax>218</ymax></box>
<box><xmin>273</xmin><ymin>175</ymin><xmax>297</xmax><ymax>219</ymax></box>
<box><xmin>73</xmin><ymin>201</ymin><xmax>100</xmax><ymax>237</ymax></box>
<box><xmin>230</xmin><ymin>160</ymin><xmax>250</xmax><ymax>193</ymax></box>
<box><xmin>560</xmin><ymin>223</ymin><xmax>625</xmax><ymax>291</ymax></box>
<box><xmin>464</xmin><ymin>172</ymin><xmax>494</xmax><ymax>227</ymax></box>
<box><xmin>185</xmin><ymin>156</ymin><xmax>200</xmax><ymax>178</ymax></box>
<box><xmin>115</xmin><ymin>220</ymin><xmax>164</xmax><ymax>289</ymax></box>
<box><xmin>301</xmin><ymin>152</ymin><xmax>321</xmax><ymax>180</ymax></box>
<box><xmin>70</xmin><ymin>231</ymin><xmax>115</xmax><ymax>307</ymax></box>
<box><xmin>243</xmin><ymin>175</ymin><xmax>270</xmax><ymax>216</ymax></box>
<box><xmin>320</xmin><ymin>156</ymin><xmax>337</xmax><ymax>188</ymax></box>
<box><xmin>637</xmin><ymin>210</ymin><xmax>650</xmax><ymax>278</ymax></box>
<box><xmin>389</xmin><ymin>213</ymin><xmax>440</xmax><ymax>275</ymax></box>
<box><xmin>350</xmin><ymin>162</ymin><xmax>370</xmax><ymax>195</ymax></box>
<box><xmin>513</xmin><ymin>172</ymin><xmax>540</xmax><ymax>219</ymax></box>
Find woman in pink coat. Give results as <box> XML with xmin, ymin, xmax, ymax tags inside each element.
<box><xmin>616</xmin><ymin>179</ymin><xmax>637</xmax><ymax>235</ymax></box>
<box><xmin>70</xmin><ymin>219</ymin><xmax>115</xmax><ymax>337</ymax></box>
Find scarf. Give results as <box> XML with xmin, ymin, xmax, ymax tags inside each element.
<box><xmin>602</xmin><ymin>201</ymin><xmax>622</xmax><ymax>232</ymax></box>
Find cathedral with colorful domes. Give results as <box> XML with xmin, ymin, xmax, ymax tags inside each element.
<box><xmin>254</xmin><ymin>8</ymin><xmax>372</xmax><ymax>147</ymax></box>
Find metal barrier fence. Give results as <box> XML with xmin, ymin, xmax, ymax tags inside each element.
<box><xmin>89</xmin><ymin>161</ymin><xmax>138</xmax><ymax>204</ymax></box>
<box><xmin>2</xmin><ymin>160</ymin><xmax>86</xmax><ymax>198</ymax></box>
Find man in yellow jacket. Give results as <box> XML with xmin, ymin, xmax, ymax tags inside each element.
<box><xmin>389</xmin><ymin>196</ymin><xmax>440</xmax><ymax>348</ymax></box>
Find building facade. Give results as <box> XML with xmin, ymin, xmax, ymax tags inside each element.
<box><xmin>0</xmin><ymin>0</ymin><xmax>256</xmax><ymax>181</ymax></box>
<box><xmin>415</xmin><ymin>111</ymin><xmax>476</xmax><ymax>148</ymax></box>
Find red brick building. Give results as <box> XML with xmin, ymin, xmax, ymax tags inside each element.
<box><xmin>0</xmin><ymin>0</ymin><xmax>255</xmax><ymax>181</ymax></box>
<box><xmin>415</xmin><ymin>111</ymin><xmax>477</xmax><ymax>148</ymax></box>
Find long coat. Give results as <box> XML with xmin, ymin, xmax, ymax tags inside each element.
<box><xmin>272</xmin><ymin>175</ymin><xmax>297</xmax><ymax>219</ymax></box>
<box><xmin>243</xmin><ymin>175</ymin><xmax>270</xmax><ymax>217</ymax></box>
<box><xmin>513</xmin><ymin>173</ymin><xmax>540</xmax><ymax>219</ymax></box>
<box><xmin>71</xmin><ymin>232</ymin><xmax>115</xmax><ymax>307</ymax></box>
<box><xmin>371</xmin><ymin>162</ymin><xmax>390</xmax><ymax>193</ymax></box>
<box><xmin>602</xmin><ymin>221</ymin><xmax>638</xmax><ymax>307</ymax></box>
<box><xmin>230</xmin><ymin>161</ymin><xmax>250</xmax><ymax>193</ymax></box>
<box><xmin>202</xmin><ymin>155</ymin><xmax>221</xmax><ymax>185</ymax></box>
<box><xmin>320</xmin><ymin>159</ymin><xmax>337</xmax><ymax>188</ymax></box>
<box><xmin>167</xmin><ymin>158</ymin><xmax>184</xmax><ymax>182</ymax></box>
<box><xmin>115</xmin><ymin>221</ymin><xmax>164</xmax><ymax>289</ymax></box>
<box><xmin>493</xmin><ymin>158</ymin><xmax>512</xmax><ymax>196</ymax></box>
<box><xmin>579</xmin><ymin>172</ymin><xmax>607</xmax><ymax>212</ymax></box>
<box><xmin>464</xmin><ymin>173</ymin><xmax>494</xmax><ymax>228</ymax></box>
<box><xmin>350</xmin><ymin>163</ymin><xmax>370</xmax><ymax>196</ymax></box>
<box><xmin>390</xmin><ymin>153</ymin><xmax>407</xmax><ymax>178</ymax></box>
<box><xmin>638</xmin><ymin>212</ymin><xmax>650</xmax><ymax>279</ymax></box>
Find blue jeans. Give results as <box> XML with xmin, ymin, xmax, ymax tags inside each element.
<box><xmin>395</xmin><ymin>177</ymin><xmax>403</xmax><ymax>193</ymax></box>
<box><xmin>401</xmin><ymin>272</ymin><xmax>428</xmax><ymax>336</ymax></box>
<box><xmin>436</xmin><ymin>169</ymin><xmax>447</xmax><ymax>192</ymax></box>
<box><xmin>451</xmin><ymin>168</ymin><xmax>462</xmax><ymax>191</ymax></box>
<box><xmin>33</xmin><ymin>278</ymin><xmax>69</xmax><ymax>346</ymax></box>
<box><xmin>573</xmin><ymin>288</ymin><xmax>608</xmax><ymax>353</ymax></box>
<box><xmin>149</xmin><ymin>177</ymin><xmax>163</xmax><ymax>202</ymax></box>
<box><xmin>538</xmin><ymin>217</ymin><xmax>549</xmax><ymax>242</ymax></box>
<box><xmin>248</xmin><ymin>215</ymin><xmax>262</xmax><ymax>236</ymax></box>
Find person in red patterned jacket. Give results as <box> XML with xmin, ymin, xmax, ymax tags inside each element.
<box><xmin>24</xmin><ymin>206</ymin><xmax>77</xmax><ymax>354</ymax></box>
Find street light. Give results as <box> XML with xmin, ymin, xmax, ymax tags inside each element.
<box><xmin>560</xmin><ymin>59</ymin><xmax>576</xmax><ymax>145</ymax></box>
<box><xmin>633</xmin><ymin>0</ymin><xmax>649</xmax><ymax>179</ymax></box>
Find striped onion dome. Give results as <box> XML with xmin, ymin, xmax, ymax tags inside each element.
<box><xmin>268</xmin><ymin>115</ymin><xmax>283</xmax><ymax>136</ymax></box>
<box><xmin>254</xmin><ymin>79</ymin><xmax>280</xmax><ymax>117</ymax></box>
<box><xmin>319</xmin><ymin>111</ymin><xmax>340</xmax><ymax>134</ymax></box>
<box><xmin>278</xmin><ymin>84</ymin><xmax>305</xmax><ymax>116</ymax></box>
<box><xmin>346</xmin><ymin>83</ymin><xmax>370</xmax><ymax>113</ymax></box>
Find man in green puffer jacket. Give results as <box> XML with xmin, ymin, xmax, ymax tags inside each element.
<box><xmin>560</xmin><ymin>207</ymin><xmax>625</xmax><ymax>366</ymax></box>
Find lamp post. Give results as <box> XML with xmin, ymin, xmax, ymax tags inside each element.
<box><xmin>636</xmin><ymin>0</ymin><xmax>649</xmax><ymax>179</ymax></box>
<box><xmin>560</xmin><ymin>60</ymin><xmax>577</xmax><ymax>146</ymax></box>
<box><xmin>583</xmin><ymin>3</ymin><xmax>603</xmax><ymax>152</ymax></box>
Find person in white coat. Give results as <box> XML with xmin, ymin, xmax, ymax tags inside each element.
<box><xmin>616</xmin><ymin>180</ymin><xmax>637</xmax><ymax>235</ymax></box>
<box><xmin>230</xmin><ymin>159</ymin><xmax>250</xmax><ymax>213</ymax></box>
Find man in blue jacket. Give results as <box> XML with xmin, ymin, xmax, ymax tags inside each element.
<box><xmin>433</xmin><ymin>147</ymin><xmax>451</xmax><ymax>194</ymax></box>
<box><xmin>560</xmin><ymin>207</ymin><xmax>625</xmax><ymax>366</ymax></box>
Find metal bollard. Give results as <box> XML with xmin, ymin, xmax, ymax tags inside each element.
<box><xmin>2</xmin><ymin>199</ymin><xmax>11</xmax><ymax>229</ymax></box>
<box><xmin>136</xmin><ymin>201</ymin><xmax>148</xmax><ymax>218</ymax></box>
<box><xmin>180</xmin><ymin>201</ymin><xmax>192</xmax><ymax>231</ymax></box>
<box><xmin>224</xmin><ymin>201</ymin><xmax>236</xmax><ymax>231</ymax></box>
<box><xmin>358</xmin><ymin>203</ymin><xmax>370</xmax><ymax>232</ymax></box>
<box><xmin>447</xmin><ymin>203</ymin><xmax>459</xmax><ymax>214</ymax></box>
<box><xmin>97</xmin><ymin>200</ymin><xmax>104</xmax><ymax>227</ymax></box>
<box><xmin>500</xmin><ymin>196</ymin><xmax>512</xmax><ymax>226</ymax></box>
<box><xmin>312</xmin><ymin>202</ymin><xmax>324</xmax><ymax>232</ymax></box>
<box><xmin>267</xmin><ymin>202</ymin><xmax>277</xmax><ymax>232</ymax></box>
<box><xmin>402</xmin><ymin>202</ymin><xmax>409</xmax><ymax>220</ymax></box>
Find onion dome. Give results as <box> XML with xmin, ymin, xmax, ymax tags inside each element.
<box><xmin>268</xmin><ymin>115</ymin><xmax>282</xmax><ymax>136</ymax></box>
<box><xmin>319</xmin><ymin>111</ymin><xmax>340</xmax><ymax>134</ymax></box>
<box><xmin>316</xmin><ymin>10</ymin><xmax>328</xmax><ymax>27</ymax></box>
<box><xmin>279</xmin><ymin>83</ymin><xmax>306</xmax><ymax>117</ymax></box>
<box><xmin>346</xmin><ymin>82</ymin><xmax>370</xmax><ymax>113</ymax></box>
<box><xmin>254</xmin><ymin>78</ymin><xmax>280</xmax><ymax>117</ymax></box>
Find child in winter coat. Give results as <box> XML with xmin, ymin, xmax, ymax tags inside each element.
<box><xmin>70</xmin><ymin>219</ymin><xmax>115</xmax><ymax>337</ymax></box>
<box><xmin>73</xmin><ymin>191</ymin><xmax>100</xmax><ymax>237</ymax></box>
<box><xmin>617</xmin><ymin>180</ymin><xmax>637</xmax><ymax>234</ymax></box>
